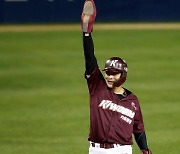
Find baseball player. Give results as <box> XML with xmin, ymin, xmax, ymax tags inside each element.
<box><xmin>81</xmin><ymin>0</ymin><xmax>152</xmax><ymax>154</ymax></box>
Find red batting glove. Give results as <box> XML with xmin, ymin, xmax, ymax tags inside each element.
<box><xmin>141</xmin><ymin>149</ymin><xmax>152</xmax><ymax>154</ymax></box>
<box><xmin>81</xmin><ymin>0</ymin><xmax>96</xmax><ymax>33</ymax></box>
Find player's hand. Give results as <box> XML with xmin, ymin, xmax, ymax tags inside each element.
<box><xmin>141</xmin><ymin>149</ymin><xmax>152</xmax><ymax>154</ymax></box>
<box><xmin>81</xmin><ymin>0</ymin><xmax>96</xmax><ymax>33</ymax></box>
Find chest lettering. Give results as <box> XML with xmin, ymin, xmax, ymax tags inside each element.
<box><xmin>98</xmin><ymin>100</ymin><xmax>135</xmax><ymax>118</ymax></box>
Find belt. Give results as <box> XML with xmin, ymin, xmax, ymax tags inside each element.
<box><xmin>91</xmin><ymin>142</ymin><xmax>122</xmax><ymax>149</ymax></box>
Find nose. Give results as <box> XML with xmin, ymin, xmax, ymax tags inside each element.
<box><xmin>107</xmin><ymin>74</ymin><xmax>114</xmax><ymax>79</ymax></box>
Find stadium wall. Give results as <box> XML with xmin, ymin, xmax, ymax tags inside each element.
<box><xmin>0</xmin><ymin>0</ymin><xmax>180</xmax><ymax>23</ymax></box>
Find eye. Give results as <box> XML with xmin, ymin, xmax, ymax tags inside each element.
<box><xmin>105</xmin><ymin>71</ymin><xmax>111</xmax><ymax>76</ymax></box>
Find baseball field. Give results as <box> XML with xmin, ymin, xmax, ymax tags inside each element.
<box><xmin>0</xmin><ymin>23</ymin><xmax>180</xmax><ymax>154</ymax></box>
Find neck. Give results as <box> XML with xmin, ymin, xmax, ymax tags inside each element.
<box><xmin>112</xmin><ymin>86</ymin><xmax>124</xmax><ymax>94</ymax></box>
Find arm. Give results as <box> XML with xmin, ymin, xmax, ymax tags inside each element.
<box><xmin>133</xmin><ymin>100</ymin><xmax>152</xmax><ymax>154</ymax></box>
<box><xmin>81</xmin><ymin>0</ymin><xmax>98</xmax><ymax>75</ymax></box>
<box><xmin>134</xmin><ymin>132</ymin><xmax>152</xmax><ymax>154</ymax></box>
<box><xmin>83</xmin><ymin>33</ymin><xmax>98</xmax><ymax>75</ymax></box>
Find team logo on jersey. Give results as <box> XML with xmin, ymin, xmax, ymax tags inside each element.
<box><xmin>98</xmin><ymin>100</ymin><xmax>135</xmax><ymax>118</ymax></box>
<box><xmin>98</xmin><ymin>100</ymin><xmax>135</xmax><ymax>124</ymax></box>
<box><xmin>131</xmin><ymin>102</ymin><xmax>137</xmax><ymax>110</ymax></box>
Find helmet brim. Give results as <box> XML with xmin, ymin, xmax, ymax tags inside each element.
<box><xmin>102</xmin><ymin>68</ymin><xmax>121</xmax><ymax>75</ymax></box>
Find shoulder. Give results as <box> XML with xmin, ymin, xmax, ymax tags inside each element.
<box><xmin>85</xmin><ymin>67</ymin><xmax>101</xmax><ymax>79</ymax></box>
<box><xmin>124</xmin><ymin>88</ymin><xmax>139</xmax><ymax>102</ymax></box>
<box><xmin>85</xmin><ymin>67</ymin><xmax>106</xmax><ymax>94</ymax></box>
<box><xmin>85</xmin><ymin>67</ymin><xmax>105</xmax><ymax>84</ymax></box>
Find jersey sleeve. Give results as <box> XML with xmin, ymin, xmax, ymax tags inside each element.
<box><xmin>85</xmin><ymin>67</ymin><xmax>105</xmax><ymax>95</ymax></box>
<box><xmin>83</xmin><ymin>33</ymin><xmax>98</xmax><ymax>75</ymax></box>
<box><xmin>133</xmin><ymin>98</ymin><xmax>145</xmax><ymax>133</ymax></box>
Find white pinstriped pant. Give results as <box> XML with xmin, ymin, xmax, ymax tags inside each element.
<box><xmin>89</xmin><ymin>142</ymin><xmax>132</xmax><ymax>154</ymax></box>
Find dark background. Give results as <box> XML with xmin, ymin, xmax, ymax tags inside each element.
<box><xmin>0</xmin><ymin>0</ymin><xmax>180</xmax><ymax>23</ymax></box>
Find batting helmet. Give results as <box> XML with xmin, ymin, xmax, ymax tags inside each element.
<box><xmin>102</xmin><ymin>57</ymin><xmax>128</xmax><ymax>87</ymax></box>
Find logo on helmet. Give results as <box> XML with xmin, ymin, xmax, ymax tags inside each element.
<box><xmin>110</xmin><ymin>60</ymin><xmax>118</xmax><ymax>67</ymax></box>
<box><xmin>124</xmin><ymin>67</ymin><xmax>128</xmax><ymax>72</ymax></box>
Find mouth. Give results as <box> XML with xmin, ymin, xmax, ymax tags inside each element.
<box><xmin>107</xmin><ymin>81</ymin><xmax>114</xmax><ymax>85</ymax></box>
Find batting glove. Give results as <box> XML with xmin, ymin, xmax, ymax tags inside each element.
<box><xmin>141</xmin><ymin>149</ymin><xmax>152</xmax><ymax>154</ymax></box>
<box><xmin>81</xmin><ymin>0</ymin><xmax>96</xmax><ymax>33</ymax></box>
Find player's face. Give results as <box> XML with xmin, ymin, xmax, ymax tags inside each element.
<box><xmin>104</xmin><ymin>72</ymin><xmax>121</xmax><ymax>88</ymax></box>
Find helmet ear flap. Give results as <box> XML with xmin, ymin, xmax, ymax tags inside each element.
<box><xmin>120</xmin><ymin>72</ymin><xmax>127</xmax><ymax>83</ymax></box>
<box><xmin>114</xmin><ymin>72</ymin><xmax>127</xmax><ymax>87</ymax></box>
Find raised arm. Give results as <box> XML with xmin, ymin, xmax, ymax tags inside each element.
<box><xmin>81</xmin><ymin>0</ymin><xmax>98</xmax><ymax>75</ymax></box>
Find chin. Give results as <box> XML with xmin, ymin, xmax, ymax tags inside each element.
<box><xmin>106</xmin><ymin>83</ymin><xmax>113</xmax><ymax>88</ymax></box>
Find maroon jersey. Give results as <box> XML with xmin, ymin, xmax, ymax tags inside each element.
<box><xmin>85</xmin><ymin>67</ymin><xmax>145</xmax><ymax>145</ymax></box>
